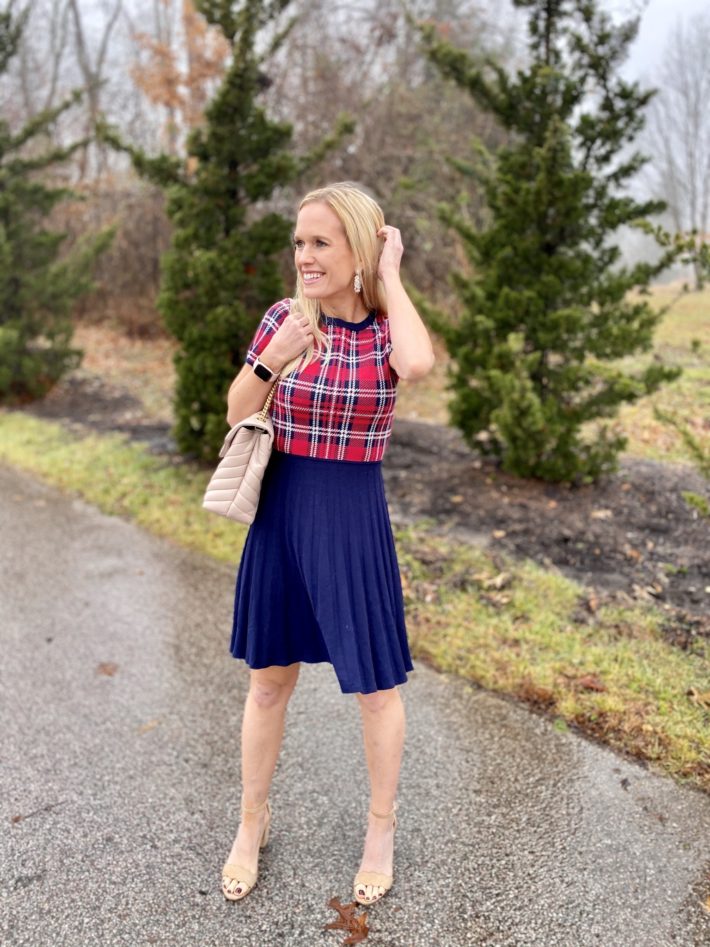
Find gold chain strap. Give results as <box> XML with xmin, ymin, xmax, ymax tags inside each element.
<box><xmin>256</xmin><ymin>376</ymin><xmax>280</xmax><ymax>422</ymax></box>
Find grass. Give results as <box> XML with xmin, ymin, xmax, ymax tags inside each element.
<box><xmin>1</xmin><ymin>409</ymin><xmax>708</xmax><ymax>792</ymax></box>
<box><xmin>396</xmin><ymin>528</ymin><xmax>709</xmax><ymax>787</ymax></box>
<box><xmin>614</xmin><ymin>283</ymin><xmax>710</xmax><ymax>464</ymax></box>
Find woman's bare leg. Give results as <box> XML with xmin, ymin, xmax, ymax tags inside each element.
<box><xmin>354</xmin><ymin>686</ymin><xmax>406</xmax><ymax>901</ymax></box>
<box><xmin>223</xmin><ymin>663</ymin><xmax>300</xmax><ymax>895</ymax></box>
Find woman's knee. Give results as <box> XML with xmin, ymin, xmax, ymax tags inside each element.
<box><xmin>249</xmin><ymin>663</ymin><xmax>300</xmax><ymax>708</ymax></box>
<box><xmin>356</xmin><ymin>686</ymin><xmax>400</xmax><ymax>714</ymax></box>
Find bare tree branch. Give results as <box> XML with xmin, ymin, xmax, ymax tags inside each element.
<box><xmin>644</xmin><ymin>11</ymin><xmax>710</xmax><ymax>288</ymax></box>
<box><xmin>67</xmin><ymin>0</ymin><xmax>123</xmax><ymax>177</ymax></box>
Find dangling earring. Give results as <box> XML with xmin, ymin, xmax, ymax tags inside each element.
<box><xmin>353</xmin><ymin>271</ymin><xmax>362</xmax><ymax>294</ymax></box>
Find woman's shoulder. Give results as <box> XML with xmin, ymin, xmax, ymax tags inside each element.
<box><xmin>265</xmin><ymin>298</ymin><xmax>292</xmax><ymax>320</ymax></box>
<box><xmin>255</xmin><ymin>298</ymin><xmax>292</xmax><ymax>333</ymax></box>
<box><xmin>246</xmin><ymin>299</ymin><xmax>292</xmax><ymax>362</ymax></box>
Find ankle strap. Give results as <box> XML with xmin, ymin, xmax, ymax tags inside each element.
<box><xmin>369</xmin><ymin>801</ymin><xmax>398</xmax><ymax>819</ymax></box>
<box><xmin>241</xmin><ymin>796</ymin><xmax>269</xmax><ymax>813</ymax></box>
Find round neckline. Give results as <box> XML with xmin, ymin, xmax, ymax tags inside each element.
<box><xmin>321</xmin><ymin>309</ymin><xmax>376</xmax><ymax>331</ymax></box>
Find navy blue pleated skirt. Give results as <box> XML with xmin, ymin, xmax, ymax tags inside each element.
<box><xmin>230</xmin><ymin>448</ymin><xmax>414</xmax><ymax>695</ymax></box>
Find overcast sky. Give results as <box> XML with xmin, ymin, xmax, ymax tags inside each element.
<box><xmin>621</xmin><ymin>0</ymin><xmax>710</xmax><ymax>82</ymax></box>
<box><xmin>500</xmin><ymin>0</ymin><xmax>709</xmax><ymax>84</ymax></box>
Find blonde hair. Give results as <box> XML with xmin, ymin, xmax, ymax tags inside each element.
<box><xmin>280</xmin><ymin>181</ymin><xmax>388</xmax><ymax>378</ymax></box>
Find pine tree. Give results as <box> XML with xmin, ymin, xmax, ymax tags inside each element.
<box><xmin>102</xmin><ymin>0</ymin><xmax>351</xmax><ymax>461</ymax></box>
<box><xmin>0</xmin><ymin>8</ymin><xmax>112</xmax><ymax>403</ymax></box>
<box><xmin>417</xmin><ymin>0</ymin><xmax>682</xmax><ymax>482</ymax></box>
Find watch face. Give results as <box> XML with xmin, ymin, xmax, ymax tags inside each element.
<box><xmin>254</xmin><ymin>360</ymin><xmax>272</xmax><ymax>381</ymax></box>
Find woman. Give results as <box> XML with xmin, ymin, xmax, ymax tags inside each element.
<box><xmin>221</xmin><ymin>182</ymin><xmax>435</xmax><ymax>906</ymax></box>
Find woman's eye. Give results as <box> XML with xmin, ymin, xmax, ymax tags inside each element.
<box><xmin>293</xmin><ymin>240</ymin><xmax>304</xmax><ymax>250</ymax></box>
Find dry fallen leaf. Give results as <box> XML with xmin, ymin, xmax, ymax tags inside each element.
<box><xmin>576</xmin><ymin>674</ymin><xmax>607</xmax><ymax>692</ymax></box>
<box><xmin>686</xmin><ymin>688</ymin><xmax>710</xmax><ymax>710</ymax></box>
<box><xmin>325</xmin><ymin>897</ymin><xmax>359</xmax><ymax>930</ymax></box>
<box><xmin>96</xmin><ymin>662</ymin><xmax>119</xmax><ymax>677</ymax></box>
<box><xmin>645</xmin><ymin>583</ymin><xmax>664</xmax><ymax>598</ymax></box>
<box><xmin>480</xmin><ymin>591</ymin><xmax>512</xmax><ymax>608</ymax></box>
<box><xmin>517</xmin><ymin>679</ymin><xmax>556</xmax><ymax>709</ymax></box>
<box><xmin>343</xmin><ymin>913</ymin><xmax>370</xmax><ymax>946</ymax></box>
<box><xmin>484</xmin><ymin>571</ymin><xmax>512</xmax><ymax>591</ymax></box>
<box><xmin>324</xmin><ymin>898</ymin><xmax>369</xmax><ymax>945</ymax></box>
<box><xmin>590</xmin><ymin>508</ymin><xmax>613</xmax><ymax>520</ymax></box>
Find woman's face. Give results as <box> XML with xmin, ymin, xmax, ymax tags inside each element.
<box><xmin>293</xmin><ymin>202</ymin><xmax>359</xmax><ymax>310</ymax></box>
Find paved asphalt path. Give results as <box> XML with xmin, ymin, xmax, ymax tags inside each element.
<box><xmin>1</xmin><ymin>464</ymin><xmax>709</xmax><ymax>947</ymax></box>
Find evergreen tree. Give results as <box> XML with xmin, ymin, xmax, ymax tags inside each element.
<box><xmin>0</xmin><ymin>7</ymin><xmax>112</xmax><ymax>402</ymax></box>
<box><xmin>101</xmin><ymin>0</ymin><xmax>351</xmax><ymax>461</ymax></box>
<box><xmin>417</xmin><ymin>0</ymin><xmax>682</xmax><ymax>482</ymax></box>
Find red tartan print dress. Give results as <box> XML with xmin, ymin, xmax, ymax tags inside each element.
<box><xmin>229</xmin><ymin>298</ymin><xmax>414</xmax><ymax>694</ymax></box>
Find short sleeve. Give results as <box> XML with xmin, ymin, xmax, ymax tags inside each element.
<box><xmin>245</xmin><ymin>299</ymin><xmax>291</xmax><ymax>366</ymax></box>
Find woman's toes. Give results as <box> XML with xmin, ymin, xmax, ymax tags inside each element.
<box><xmin>356</xmin><ymin>882</ymin><xmax>386</xmax><ymax>903</ymax></box>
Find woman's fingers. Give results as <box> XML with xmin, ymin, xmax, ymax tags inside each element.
<box><xmin>271</xmin><ymin>309</ymin><xmax>314</xmax><ymax>363</ymax></box>
<box><xmin>378</xmin><ymin>224</ymin><xmax>401</xmax><ymax>243</ymax></box>
<box><xmin>377</xmin><ymin>224</ymin><xmax>404</xmax><ymax>275</ymax></box>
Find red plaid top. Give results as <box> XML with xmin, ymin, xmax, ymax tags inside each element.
<box><xmin>245</xmin><ymin>298</ymin><xmax>399</xmax><ymax>462</ymax></box>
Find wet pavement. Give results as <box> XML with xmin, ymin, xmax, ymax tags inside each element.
<box><xmin>1</xmin><ymin>463</ymin><xmax>709</xmax><ymax>947</ymax></box>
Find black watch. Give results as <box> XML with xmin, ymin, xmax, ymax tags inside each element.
<box><xmin>252</xmin><ymin>356</ymin><xmax>277</xmax><ymax>382</ymax></box>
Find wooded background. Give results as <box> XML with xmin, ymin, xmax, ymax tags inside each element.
<box><xmin>8</xmin><ymin>0</ymin><xmax>706</xmax><ymax>335</ymax></box>
<box><xmin>2</xmin><ymin>0</ymin><xmax>709</xmax><ymax>474</ymax></box>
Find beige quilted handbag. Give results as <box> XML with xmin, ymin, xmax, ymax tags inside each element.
<box><xmin>202</xmin><ymin>379</ymin><xmax>279</xmax><ymax>524</ymax></box>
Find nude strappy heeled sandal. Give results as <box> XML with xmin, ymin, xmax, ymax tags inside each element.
<box><xmin>222</xmin><ymin>796</ymin><xmax>271</xmax><ymax>901</ymax></box>
<box><xmin>353</xmin><ymin>801</ymin><xmax>398</xmax><ymax>905</ymax></box>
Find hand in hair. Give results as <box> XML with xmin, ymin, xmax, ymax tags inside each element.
<box><xmin>376</xmin><ymin>225</ymin><xmax>404</xmax><ymax>281</ymax></box>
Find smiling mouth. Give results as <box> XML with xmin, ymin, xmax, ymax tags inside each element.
<box><xmin>302</xmin><ymin>272</ymin><xmax>324</xmax><ymax>284</ymax></box>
